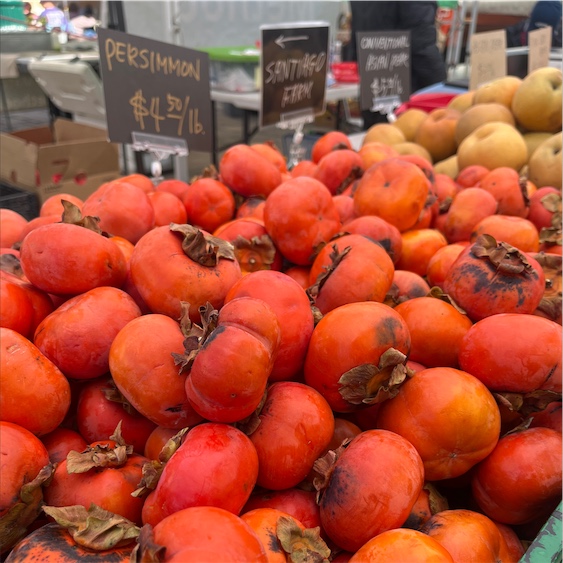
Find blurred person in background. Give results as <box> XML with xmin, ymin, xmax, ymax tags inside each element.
<box><xmin>38</xmin><ymin>0</ymin><xmax>67</xmax><ymax>31</ymax></box>
<box><xmin>69</xmin><ymin>4</ymin><xmax>98</xmax><ymax>37</ymax></box>
<box><xmin>346</xmin><ymin>1</ymin><xmax>447</xmax><ymax>128</ymax></box>
<box><xmin>507</xmin><ymin>0</ymin><xmax>562</xmax><ymax>48</ymax></box>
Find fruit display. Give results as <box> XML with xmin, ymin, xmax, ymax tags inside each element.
<box><xmin>1</xmin><ymin>67</ymin><xmax>562</xmax><ymax>561</ymax></box>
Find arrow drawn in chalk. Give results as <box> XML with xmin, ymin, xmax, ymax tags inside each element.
<box><xmin>275</xmin><ymin>34</ymin><xmax>309</xmax><ymax>48</ymax></box>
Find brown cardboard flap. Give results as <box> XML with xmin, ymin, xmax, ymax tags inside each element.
<box><xmin>36</xmin><ymin>141</ymin><xmax>118</xmax><ymax>186</ymax></box>
<box><xmin>0</xmin><ymin>132</ymin><xmax>39</xmax><ymax>188</ymax></box>
<box><xmin>53</xmin><ymin>119</ymin><xmax>109</xmax><ymax>143</ymax></box>
<box><xmin>6</xmin><ymin>126</ymin><xmax>54</xmax><ymax>146</ymax></box>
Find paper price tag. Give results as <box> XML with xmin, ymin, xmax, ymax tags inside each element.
<box><xmin>470</xmin><ymin>30</ymin><xmax>507</xmax><ymax>90</ymax></box>
<box><xmin>528</xmin><ymin>26</ymin><xmax>552</xmax><ymax>74</ymax></box>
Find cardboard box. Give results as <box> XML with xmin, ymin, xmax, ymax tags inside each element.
<box><xmin>0</xmin><ymin>119</ymin><xmax>120</xmax><ymax>204</ymax></box>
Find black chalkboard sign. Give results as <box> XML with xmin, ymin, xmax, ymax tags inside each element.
<box><xmin>356</xmin><ymin>31</ymin><xmax>411</xmax><ymax>114</ymax></box>
<box><xmin>260</xmin><ymin>22</ymin><xmax>329</xmax><ymax>128</ymax></box>
<box><xmin>97</xmin><ymin>28</ymin><xmax>212</xmax><ymax>152</ymax></box>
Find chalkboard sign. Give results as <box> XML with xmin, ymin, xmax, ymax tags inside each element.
<box><xmin>356</xmin><ymin>31</ymin><xmax>411</xmax><ymax>114</ymax></box>
<box><xmin>260</xmin><ymin>22</ymin><xmax>329</xmax><ymax>128</ymax></box>
<box><xmin>97</xmin><ymin>28</ymin><xmax>212</xmax><ymax>152</ymax></box>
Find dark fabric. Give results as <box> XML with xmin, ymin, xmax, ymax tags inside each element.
<box><xmin>528</xmin><ymin>0</ymin><xmax>562</xmax><ymax>47</ymax></box>
<box><xmin>347</xmin><ymin>1</ymin><xmax>446</xmax><ymax>90</ymax></box>
<box><xmin>347</xmin><ymin>1</ymin><xmax>447</xmax><ymax>129</ymax></box>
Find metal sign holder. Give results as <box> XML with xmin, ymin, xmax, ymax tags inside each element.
<box><xmin>131</xmin><ymin>132</ymin><xmax>189</xmax><ymax>183</ymax></box>
<box><xmin>277</xmin><ymin>109</ymin><xmax>316</xmax><ymax>170</ymax></box>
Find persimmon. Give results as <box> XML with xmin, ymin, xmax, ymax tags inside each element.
<box><xmin>219</xmin><ymin>144</ymin><xmax>282</xmax><ymax>198</ymax></box>
<box><xmin>39</xmin><ymin>193</ymin><xmax>83</xmax><ymax>218</ymax></box>
<box><xmin>76</xmin><ymin>378</ymin><xmax>157</xmax><ymax>455</ymax></box>
<box><xmin>311</xmin><ymin>131</ymin><xmax>352</xmax><ymax>163</ymax></box>
<box><xmin>242</xmin><ymin>489</ymin><xmax>321</xmax><ymax>531</ymax></box>
<box><xmin>527</xmin><ymin>187</ymin><xmax>561</xmax><ymax>231</ymax></box>
<box><xmin>213</xmin><ymin>218</ymin><xmax>283</xmax><ymax>274</ymax></box>
<box><xmin>396</xmin><ymin>228</ymin><xmax>448</xmax><ymax>277</ymax></box>
<box><xmin>0</xmin><ymin>274</ymin><xmax>35</xmax><ymax>337</ymax></box>
<box><xmin>308</xmin><ymin>234</ymin><xmax>395</xmax><ymax>314</ymax></box>
<box><xmin>442</xmin><ymin>187</ymin><xmax>499</xmax><ymax>243</ymax></box>
<box><xmin>146</xmin><ymin>190</ymin><xmax>187</xmax><ymax>226</ymax></box>
<box><xmin>34</xmin><ymin>287</ymin><xmax>141</xmax><ymax>380</ymax></box>
<box><xmin>394</xmin><ymin>296</ymin><xmax>473</xmax><ymax>368</ymax></box>
<box><xmin>241</xmin><ymin>508</ymin><xmax>329</xmax><ymax>563</ymax></box>
<box><xmin>455</xmin><ymin>164</ymin><xmax>489</xmax><ymax>188</ymax></box>
<box><xmin>377</xmin><ymin>367</ymin><xmax>501</xmax><ymax>480</ymax></box>
<box><xmin>304</xmin><ymin>301</ymin><xmax>411</xmax><ymax>413</ymax></box>
<box><xmin>358</xmin><ymin>141</ymin><xmax>399</xmax><ymax>169</ymax></box>
<box><xmin>420</xmin><ymin>509</ymin><xmax>513</xmax><ymax>563</ymax></box>
<box><xmin>442</xmin><ymin>234</ymin><xmax>546</xmax><ymax>321</ymax></box>
<box><xmin>248</xmin><ymin>381</ymin><xmax>334</xmax><ymax>491</ymax></box>
<box><xmin>385</xmin><ymin>270</ymin><xmax>431</xmax><ymax>306</ymax></box>
<box><xmin>81</xmin><ymin>180</ymin><xmax>155</xmax><ymax>244</ymax></box>
<box><xmin>40</xmin><ymin>428</ymin><xmax>88</xmax><ymax>465</ymax></box>
<box><xmin>155</xmin><ymin>178</ymin><xmax>190</xmax><ymax>200</ymax></box>
<box><xmin>136</xmin><ymin>506</ymin><xmax>268</xmax><ymax>562</ymax></box>
<box><xmin>353</xmin><ymin>157</ymin><xmax>430</xmax><ymax>232</ymax></box>
<box><xmin>119</xmin><ymin>173</ymin><xmax>155</xmax><ymax>193</ymax></box>
<box><xmin>396</xmin><ymin>153</ymin><xmax>435</xmax><ymax>186</ymax></box>
<box><xmin>109</xmin><ymin>313</ymin><xmax>203</xmax><ymax>429</ymax></box>
<box><xmin>16</xmin><ymin>215</ymin><xmax>59</xmax><ymax>244</ymax></box>
<box><xmin>530</xmin><ymin>401</ymin><xmax>562</xmax><ymax>433</ymax></box>
<box><xmin>182</xmin><ymin>176</ymin><xmax>235</xmax><ymax>233</ymax></box>
<box><xmin>403</xmin><ymin>483</ymin><xmax>449</xmax><ymax>530</ymax></box>
<box><xmin>4</xmin><ymin>522</ymin><xmax>134</xmax><ymax>562</ymax></box>
<box><xmin>349</xmin><ymin>528</ymin><xmax>454</xmax><ymax>563</ymax></box>
<box><xmin>410</xmin><ymin>205</ymin><xmax>434</xmax><ymax>230</ymax></box>
<box><xmin>44</xmin><ymin>436</ymin><xmax>147</xmax><ymax>525</ymax></box>
<box><xmin>19</xmin><ymin>220</ymin><xmax>127</xmax><ymax>297</ymax></box>
<box><xmin>458</xmin><ymin>313</ymin><xmax>562</xmax><ymax>393</ymax></box>
<box><xmin>283</xmin><ymin>265</ymin><xmax>311</xmax><ymax>290</ymax></box>
<box><xmin>1</xmin><ymin>328</ymin><xmax>71</xmax><ymax>436</ymax></box>
<box><xmin>129</xmin><ymin>224</ymin><xmax>242</xmax><ymax>323</ymax></box>
<box><xmin>332</xmin><ymin>194</ymin><xmax>356</xmax><ymax>224</ymax></box>
<box><xmin>495</xmin><ymin>522</ymin><xmax>526</xmax><ymax>561</ymax></box>
<box><xmin>141</xmin><ymin>423</ymin><xmax>259</xmax><ymax>527</ymax></box>
<box><xmin>317</xmin><ymin>429</ymin><xmax>424</xmax><ymax>553</ymax></box>
<box><xmin>250</xmin><ymin>141</ymin><xmax>288</xmax><ymax>173</ymax></box>
<box><xmin>0</xmin><ymin>209</ymin><xmax>27</xmax><ymax>248</ymax></box>
<box><xmin>109</xmin><ymin>236</ymin><xmax>135</xmax><ymax>267</ymax></box>
<box><xmin>290</xmin><ymin>159</ymin><xmax>318</xmax><ymax>178</ymax></box>
<box><xmin>343</xmin><ymin>214</ymin><xmax>403</xmax><ymax>265</ymax></box>
<box><xmin>425</xmin><ymin>242</ymin><xmax>469</xmax><ymax>289</ymax></box>
<box><xmin>225</xmin><ymin>270</ymin><xmax>314</xmax><ymax>382</ymax></box>
<box><xmin>478</xmin><ymin>166</ymin><xmax>530</xmax><ymax>217</ymax></box>
<box><xmin>313</xmin><ymin>149</ymin><xmax>364</xmax><ymax>195</ymax></box>
<box><xmin>263</xmin><ymin>176</ymin><xmax>341</xmax><ymax>266</ymax></box>
<box><xmin>183</xmin><ymin>298</ymin><xmax>281</xmax><ymax>423</ymax></box>
<box><xmin>236</xmin><ymin>197</ymin><xmax>266</xmax><ymax>220</ymax></box>
<box><xmin>0</xmin><ymin>421</ymin><xmax>52</xmax><ymax>554</ymax></box>
<box><xmin>432</xmin><ymin>172</ymin><xmax>460</xmax><ymax>207</ymax></box>
<box><xmin>471</xmin><ymin>428</ymin><xmax>563</xmax><ymax>525</ymax></box>
<box><xmin>471</xmin><ymin>214</ymin><xmax>540</xmax><ymax>252</ymax></box>
<box><xmin>143</xmin><ymin>426</ymin><xmax>179</xmax><ymax>460</ymax></box>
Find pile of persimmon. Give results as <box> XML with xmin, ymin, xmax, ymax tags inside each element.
<box><xmin>0</xmin><ymin>119</ymin><xmax>561</xmax><ymax>563</ymax></box>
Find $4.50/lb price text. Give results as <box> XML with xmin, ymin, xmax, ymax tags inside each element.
<box><xmin>129</xmin><ymin>90</ymin><xmax>205</xmax><ymax>136</ymax></box>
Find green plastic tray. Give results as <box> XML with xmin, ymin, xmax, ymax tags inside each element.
<box><xmin>520</xmin><ymin>503</ymin><xmax>562</xmax><ymax>563</ymax></box>
<box><xmin>201</xmin><ymin>46</ymin><xmax>260</xmax><ymax>63</ymax></box>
